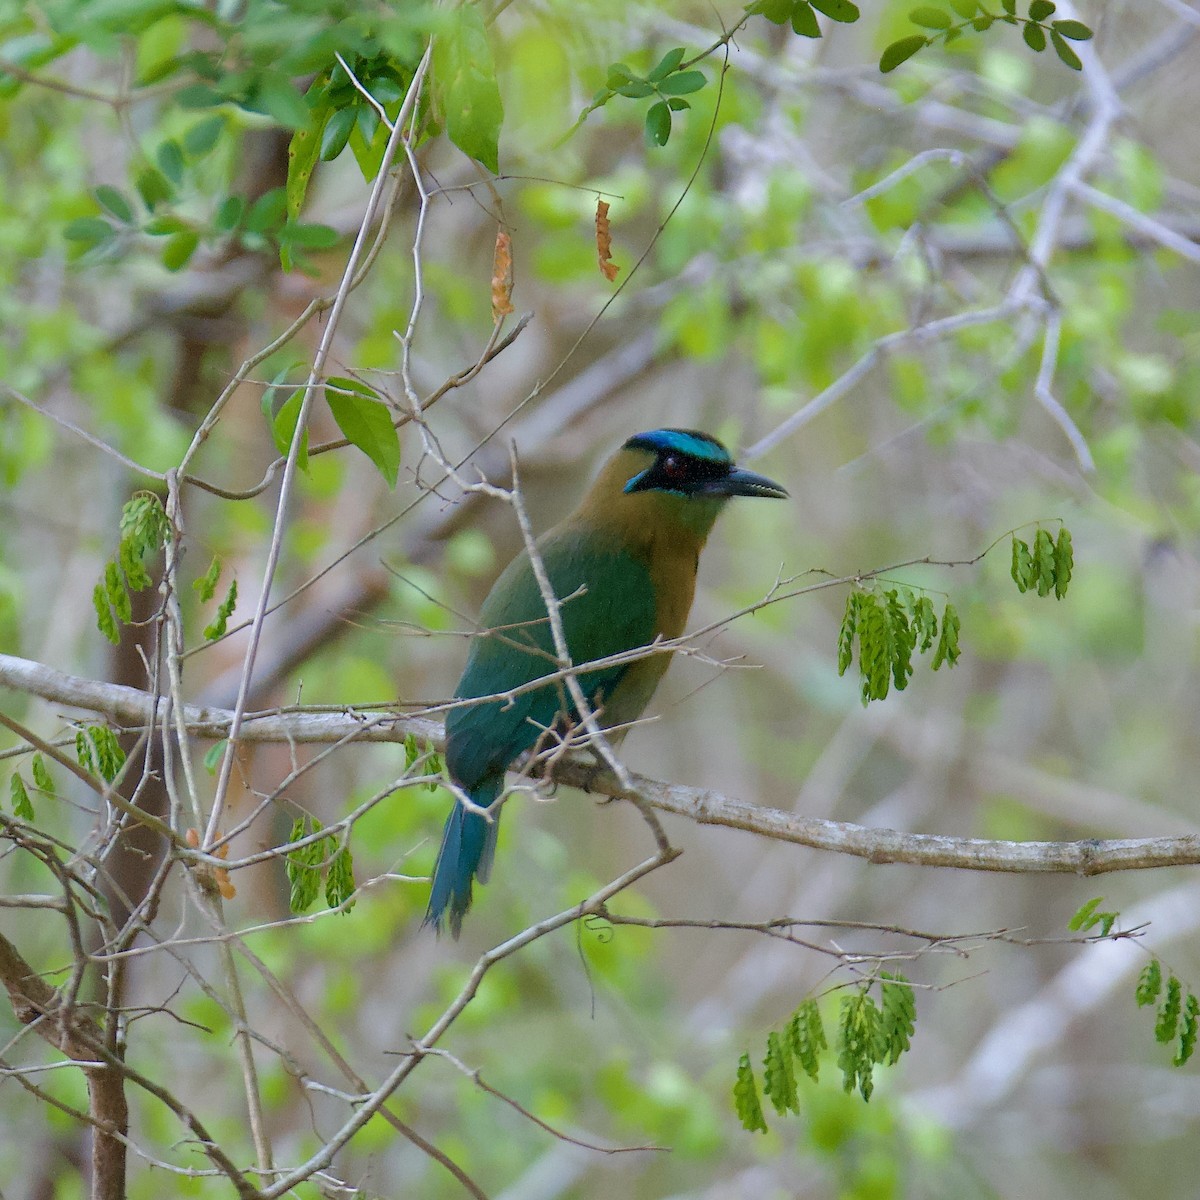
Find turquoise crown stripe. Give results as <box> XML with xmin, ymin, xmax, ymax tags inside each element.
<box><xmin>623</xmin><ymin>428</ymin><xmax>732</xmax><ymax>464</ymax></box>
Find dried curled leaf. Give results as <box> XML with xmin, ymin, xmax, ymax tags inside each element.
<box><xmin>491</xmin><ymin>226</ymin><xmax>514</xmax><ymax>320</ymax></box>
<box><xmin>596</xmin><ymin>199</ymin><xmax>620</xmax><ymax>282</ymax></box>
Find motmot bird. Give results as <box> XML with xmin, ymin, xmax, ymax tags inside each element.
<box><xmin>425</xmin><ymin>428</ymin><xmax>788</xmax><ymax>935</ymax></box>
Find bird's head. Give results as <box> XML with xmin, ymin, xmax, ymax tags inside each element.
<box><xmin>620</xmin><ymin>429</ymin><xmax>788</xmax><ymax>501</ymax></box>
<box><xmin>575</xmin><ymin>428</ymin><xmax>787</xmax><ymax>545</ymax></box>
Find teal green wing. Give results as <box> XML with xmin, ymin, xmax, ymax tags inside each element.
<box><xmin>445</xmin><ymin>532</ymin><xmax>656</xmax><ymax>791</ymax></box>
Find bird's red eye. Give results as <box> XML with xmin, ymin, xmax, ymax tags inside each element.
<box><xmin>662</xmin><ymin>455</ymin><xmax>684</xmax><ymax>477</ymax></box>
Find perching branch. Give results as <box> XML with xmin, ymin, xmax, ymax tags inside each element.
<box><xmin>4</xmin><ymin>651</ymin><xmax>1199</xmax><ymax>877</ymax></box>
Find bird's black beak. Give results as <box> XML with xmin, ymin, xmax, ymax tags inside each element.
<box><xmin>705</xmin><ymin>466</ymin><xmax>789</xmax><ymax>499</ymax></box>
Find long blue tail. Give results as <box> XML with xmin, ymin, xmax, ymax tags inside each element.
<box><xmin>424</xmin><ymin>776</ymin><xmax>503</xmax><ymax>937</ymax></box>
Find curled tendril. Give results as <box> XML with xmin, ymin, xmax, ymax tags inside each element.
<box><xmin>584</xmin><ymin>913</ymin><xmax>615</xmax><ymax>943</ymax></box>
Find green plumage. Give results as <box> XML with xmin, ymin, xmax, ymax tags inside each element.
<box><xmin>424</xmin><ymin>429</ymin><xmax>787</xmax><ymax>936</ymax></box>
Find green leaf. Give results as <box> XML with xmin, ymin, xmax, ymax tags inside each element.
<box><xmin>10</xmin><ymin>773</ymin><xmax>33</xmax><ymax>820</ymax></box>
<box><xmin>947</xmin><ymin>0</ymin><xmax>977</xmax><ymax>15</ymax></box>
<box><xmin>879</xmin><ymin>973</ymin><xmax>917</xmax><ymax>1065</ymax></box>
<box><xmin>193</xmin><ymin>556</ymin><xmax>221</xmax><ymax>603</ymax></box>
<box><xmin>1001</xmin><ymin>0</ymin><xmax>1016</xmax><ymax>12</ymax></box>
<box><xmin>763</xmin><ymin>1029</ymin><xmax>799</xmax><ymax>1115</ymax></box>
<box><xmin>931</xmin><ymin>603</ymin><xmax>960</xmax><ymax>670</ymax></box>
<box><xmin>94</xmin><ymin>185</ymin><xmax>134</xmax><ymax>223</ymax></box>
<box><xmin>64</xmin><ymin>217</ymin><xmax>114</xmax><ymax>245</ymax></box>
<box><xmin>162</xmin><ymin>230</ymin><xmax>199</xmax><ymax>272</ymax></box>
<box><xmin>215</xmin><ymin>195</ymin><xmax>245</xmax><ymax>233</ymax></box>
<box><xmin>734</xmin><ymin>1053</ymin><xmax>768</xmax><ymax>1133</ymax></box>
<box><xmin>1033</xmin><ymin>528</ymin><xmax>1056</xmax><ymax>597</ymax></box>
<box><xmin>30</xmin><ymin>754</ymin><xmax>54</xmax><ymax>796</ymax></box>
<box><xmin>119</xmin><ymin>538</ymin><xmax>153</xmax><ymax>591</ymax></box>
<box><xmin>1051</xmin><ymin>18</ymin><xmax>1093</xmax><ymax>39</ymax></box>
<box><xmin>326</xmin><ymin>378</ymin><xmax>401</xmax><ymax>487</ymax></box>
<box><xmin>1011</xmin><ymin>536</ymin><xmax>1034</xmax><ymax>593</ymax></box>
<box><xmin>93</xmin><ymin>584</ymin><xmax>119</xmax><ymax>644</ymax></box>
<box><xmin>647</xmin><ymin>47</ymin><xmax>686</xmax><ymax>82</ymax></box>
<box><xmin>183</xmin><ymin>114</ymin><xmax>225</xmax><ymax>157</ymax></box>
<box><xmin>156</xmin><ymin>139</ymin><xmax>185</xmax><ymax>185</ymax></box>
<box><xmin>789</xmin><ymin>999</ymin><xmax>826</xmax><ymax>1081</ymax></box>
<box><xmin>246</xmin><ymin>187</ymin><xmax>288</xmax><ymax>236</ymax></box>
<box><xmin>645</xmin><ymin>100</ymin><xmax>672</xmax><ymax>147</ymax></box>
<box><xmin>257</xmin><ymin>71</ymin><xmax>312</xmax><ymax>130</ymax></box>
<box><xmin>277</xmin><ymin>222</ymin><xmax>340</xmax><ymax>249</ymax></box>
<box><xmin>809</xmin><ymin>0</ymin><xmax>860</xmax><ymax>22</ymax></box>
<box><xmin>837</xmin><ymin>991</ymin><xmax>881</xmax><ymax>1101</ymax></box>
<box><xmin>1068</xmin><ymin>896</ymin><xmax>1103</xmax><ymax>931</ymax></box>
<box><xmin>1136</xmin><ymin>960</ymin><xmax>1163</xmax><ymax>1007</ymax></box>
<box><xmin>204</xmin><ymin>740</ymin><xmax>227</xmax><ymax>774</ymax></box>
<box><xmin>325</xmin><ymin>843</ymin><xmax>356</xmax><ymax>912</ymax></box>
<box><xmin>616</xmin><ymin>80</ymin><xmax>655</xmax><ymax>99</ymax></box>
<box><xmin>105</xmin><ymin>560</ymin><xmax>132</xmax><ymax>624</ymax></box>
<box><xmin>135</xmin><ymin>166</ymin><xmax>174</xmax><ymax>211</ymax></box>
<box><xmin>432</xmin><ymin>6</ymin><xmax>504</xmax><ymax>173</ymax></box>
<box><xmin>1053</xmin><ymin>528</ymin><xmax>1073</xmax><ymax>599</ymax></box>
<box><xmin>880</xmin><ymin>35</ymin><xmax>929</xmax><ymax>72</ymax></box>
<box><xmin>1156</xmin><ymin>975</ymin><xmax>1183</xmax><ymax>1043</ymax></box>
<box><xmin>287</xmin><ymin>88</ymin><xmax>327</xmax><ymax>221</ymax></box>
<box><xmin>74</xmin><ymin>726</ymin><xmax>123</xmax><ymax>784</ymax></box>
<box><xmin>909</xmin><ymin>6</ymin><xmax>952</xmax><ymax>29</ymax></box>
<box><xmin>667</xmin><ymin>98</ymin><xmax>691</xmax><ymax>112</ymax></box>
<box><xmin>749</xmin><ymin>0</ymin><xmax>795</xmax><ymax>25</ymax></box>
<box><xmin>286</xmin><ymin>816</ymin><xmax>326</xmax><ymax>913</ymax></box>
<box><xmin>1176</xmin><ymin>992</ymin><xmax>1199</xmax><ymax>1067</ymax></box>
<box><xmin>855</xmin><ymin>592</ymin><xmax>892</xmax><ymax>703</ymax></box>
<box><xmin>1050</xmin><ymin>29</ymin><xmax>1082</xmax><ymax>69</ymax></box>
<box><xmin>204</xmin><ymin>579</ymin><xmax>238</xmax><ymax>641</ymax></box>
<box><xmin>144</xmin><ymin>215</ymin><xmax>190</xmax><ymax>237</ymax></box>
<box><xmin>319</xmin><ymin>105</ymin><xmax>356</xmax><ymax>161</ymax></box>
<box><xmin>885</xmin><ymin>589</ymin><xmax>915</xmax><ymax>692</ymax></box>
<box><xmin>910</xmin><ymin>594</ymin><xmax>938</xmax><ymax>652</ymax></box>
<box><xmin>791</xmin><ymin>1</ymin><xmax>821</xmax><ymax>37</ymax></box>
<box><xmin>267</xmin><ymin>387</ymin><xmax>310</xmax><ymax>470</ymax></box>
<box><xmin>1028</xmin><ymin>0</ymin><xmax>1055</xmax><ymax>18</ymax></box>
<box><xmin>1023</xmin><ymin>22</ymin><xmax>1047</xmax><ymax>52</ymax></box>
<box><xmin>657</xmin><ymin>70</ymin><xmax>706</xmax><ymax>96</ymax></box>
<box><xmin>837</xmin><ymin>591</ymin><xmax>858</xmax><ymax>676</ymax></box>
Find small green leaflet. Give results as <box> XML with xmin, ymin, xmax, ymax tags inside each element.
<box><xmin>10</xmin><ymin>773</ymin><xmax>34</xmax><ymax>819</ymax></box>
<box><xmin>734</xmin><ymin>1053</ymin><xmax>768</xmax><ymax>1133</ymax></box>
<box><xmin>325</xmin><ymin>378</ymin><xmax>400</xmax><ymax>487</ymax></box>
<box><xmin>203</xmin><ymin>580</ymin><xmax>238</xmax><ymax>641</ymax></box>
<box><xmin>30</xmin><ymin>754</ymin><xmax>54</xmax><ymax>796</ymax></box>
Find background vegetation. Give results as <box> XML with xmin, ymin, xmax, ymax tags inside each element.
<box><xmin>2</xmin><ymin>0</ymin><xmax>1199</xmax><ymax>1196</ymax></box>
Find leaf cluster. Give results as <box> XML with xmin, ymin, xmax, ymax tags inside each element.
<box><xmin>883</xmin><ymin>0</ymin><xmax>1093</xmax><ymax>73</ymax></box>
<box><xmin>734</xmin><ymin>975</ymin><xmax>917</xmax><ymax>1132</ymax></box>
<box><xmin>838</xmin><ymin>588</ymin><xmax>959</xmax><ymax>705</ymax></box>
<box><xmin>1067</xmin><ymin>895</ymin><xmax>1118</xmax><ymax>937</ymax></box>
<box><xmin>587</xmin><ymin>48</ymin><xmax>708</xmax><ymax>149</ymax></box>
<box><xmin>6</xmin><ymin>728</ymin><xmax>125</xmax><ymax>821</ymax></box>
<box><xmin>1010</xmin><ymin>527</ymin><xmax>1072</xmax><ymax>599</ymax></box>
<box><xmin>75</xmin><ymin>725</ymin><xmax>127</xmax><ymax>784</ymax></box>
<box><xmin>404</xmin><ymin>732</ymin><xmax>444</xmax><ymax>788</ymax></box>
<box><xmin>1136</xmin><ymin>960</ymin><xmax>1200</xmax><ymax>1068</ymax></box>
<box><xmin>286</xmin><ymin>816</ymin><xmax>357</xmax><ymax>914</ymax></box>
<box><xmin>93</xmin><ymin>494</ymin><xmax>169</xmax><ymax>645</ymax></box>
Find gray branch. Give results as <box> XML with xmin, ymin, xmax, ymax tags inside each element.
<box><xmin>4</xmin><ymin>652</ymin><xmax>1199</xmax><ymax>876</ymax></box>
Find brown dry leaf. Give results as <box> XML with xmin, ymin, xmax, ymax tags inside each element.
<box><xmin>491</xmin><ymin>227</ymin><xmax>514</xmax><ymax>320</ymax></box>
<box><xmin>185</xmin><ymin>828</ymin><xmax>237</xmax><ymax>898</ymax></box>
<box><xmin>596</xmin><ymin>199</ymin><xmax>619</xmax><ymax>282</ymax></box>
